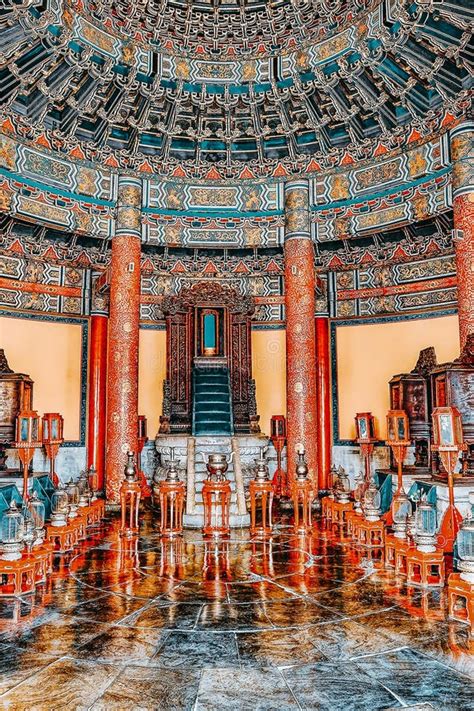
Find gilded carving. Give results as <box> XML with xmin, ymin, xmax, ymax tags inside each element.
<box><xmin>76</xmin><ymin>167</ymin><xmax>97</xmax><ymax>196</ymax></box>
<box><xmin>356</xmin><ymin>159</ymin><xmax>401</xmax><ymax>190</ymax></box>
<box><xmin>189</xmin><ymin>187</ymin><xmax>236</xmax><ymax>207</ymax></box>
<box><xmin>357</xmin><ymin>205</ymin><xmax>405</xmax><ymax>230</ymax></box>
<box><xmin>286</xmin><ymin>210</ymin><xmax>309</xmax><ymax>234</ymax></box>
<box><xmin>412</xmin><ymin>195</ymin><xmax>430</xmax><ymax>221</ymax></box>
<box><xmin>407</xmin><ymin>148</ymin><xmax>428</xmax><ymax>178</ymax></box>
<box><xmin>23</xmin><ymin>152</ymin><xmax>70</xmax><ymax>183</ymax></box>
<box><xmin>285</xmin><ymin>189</ymin><xmax>307</xmax><ymax>210</ymax></box>
<box><xmin>0</xmin><ymin>136</ymin><xmax>16</xmax><ymax>171</ymax></box>
<box><xmin>79</xmin><ymin>18</ymin><xmax>117</xmax><ymax>55</ymax></box>
<box><xmin>330</xmin><ymin>175</ymin><xmax>350</xmax><ymax>201</ymax></box>
<box><xmin>165</xmin><ymin>186</ymin><xmax>184</xmax><ymax>210</ymax></box>
<box><xmin>175</xmin><ymin>58</ymin><xmax>190</xmax><ymax>80</ymax></box>
<box><xmin>242</xmin><ymin>61</ymin><xmax>256</xmax><ymax>81</ymax></box>
<box><xmin>0</xmin><ymin>186</ymin><xmax>12</xmax><ymax>212</ymax></box>
<box><xmin>118</xmin><ymin>184</ymin><xmax>141</xmax><ymax>208</ymax></box>
<box><xmin>117</xmin><ymin>206</ymin><xmax>141</xmax><ymax>231</ymax></box>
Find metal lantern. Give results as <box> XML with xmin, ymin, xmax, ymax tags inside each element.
<box><xmin>50</xmin><ymin>482</ymin><xmax>69</xmax><ymax>527</ymax></box>
<box><xmin>15</xmin><ymin>410</ymin><xmax>41</xmax><ymax>501</ymax></box>
<box><xmin>391</xmin><ymin>488</ymin><xmax>412</xmax><ymax>539</ymax></box>
<box><xmin>249</xmin><ymin>447</ymin><xmax>273</xmax><ymax>537</ymax></box>
<box><xmin>1</xmin><ymin>501</ymin><xmax>25</xmax><ymax>561</ymax></box>
<box><xmin>292</xmin><ymin>449</ymin><xmax>313</xmax><ymax>533</ymax></box>
<box><xmin>456</xmin><ymin>514</ymin><xmax>474</xmax><ymax>584</ymax></box>
<box><xmin>432</xmin><ymin>406</ymin><xmax>466</xmax><ymax>553</ymax></box>
<box><xmin>363</xmin><ymin>480</ymin><xmax>382</xmax><ymax>522</ymax></box>
<box><xmin>137</xmin><ymin>415</ymin><xmax>151</xmax><ymax>498</ymax></box>
<box><xmin>28</xmin><ymin>491</ymin><xmax>46</xmax><ymax>545</ymax></box>
<box><xmin>270</xmin><ymin>415</ymin><xmax>287</xmax><ymax>499</ymax></box>
<box><xmin>77</xmin><ymin>471</ymin><xmax>90</xmax><ymax>507</ymax></box>
<box><xmin>328</xmin><ymin>465</ymin><xmax>338</xmax><ymax>500</ymax></box>
<box><xmin>120</xmin><ymin>452</ymin><xmax>141</xmax><ymax>537</ymax></box>
<box><xmin>355</xmin><ymin>412</ymin><xmax>377</xmax><ymax>485</ymax></box>
<box><xmin>469</xmin><ymin>490</ymin><xmax>474</xmax><ymax>517</ymax></box>
<box><xmin>22</xmin><ymin>504</ymin><xmax>35</xmax><ymax>551</ymax></box>
<box><xmin>386</xmin><ymin>409</ymin><xmax>411</xmax><ymax>493</ymax></box>
<box><xmin>415</xmin><ymin>496</ymin><xmax>438</xmax><ymax>553</ymax></box>
<box><xmin>335</xmin><ymin>466</ymin><xmax>351</xmax><ymax>503</ymax></box>
<box><xmin>353</xmin><ymin>472</ymin><xmax>366</xmax><ymax>514</ymax></box>
<box><xmin>42</xmin><ymin>412</ymin><xmax>64</xmax><ymax>486</ymax></box>
<box><xmin>88</xmin><ymin>465</ymin><xmax>99</xmax><ymax>501</ymax></box>
<box><xmin>355</xmin><ymin>412</ymin><xmax>376</xmax><ymax>442</ymax></box>
<box><xmin>66</xmin><ymin>479</ymin><xmax>80</xmax><ymax>519</ymax></box>
<box><xmin>159</xmin><ymin>451</ymin><xmax>185</xmax><ymax>537</ymax></box>
<box><xmin>407</xmin><ymin>512</ymin><xmax>417</xmax><ymax>541</ymax></box>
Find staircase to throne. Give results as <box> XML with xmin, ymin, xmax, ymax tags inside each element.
<box><xmin>156</xmin><ymin>283</ymin><xmax>262</xmax><ymax>527</ymax></box>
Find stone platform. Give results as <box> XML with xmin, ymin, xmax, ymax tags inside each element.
<box><xmin>155</xmin><ymin>434</ymin><xmax>269</xmax><ymax>528</ymax></box>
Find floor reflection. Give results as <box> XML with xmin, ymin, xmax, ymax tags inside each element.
<box><xmin>0</xmin><ymin>511</ymin><xmax>472</xmax><ymax>710</ymax></box>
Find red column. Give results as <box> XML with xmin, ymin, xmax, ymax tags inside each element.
<box><xmin>105</xmin><ymin>176</ymin><xmax>142</xmax><ymax>505</ymax></box>
<box><xmin>315</xmin><ymin>316</ymin><xmax>331</xmax><ymax>490</ymax></box>
<box><xmin>87</xmin><ymin>311</ymin><xmax>108</xmax><ymax>491</ymax></box>
<box><xmin>284</xmin><ymin>180</ymin><xmax>318</xmax><ymax>487</ymax></box>
<box><xmin>451</xmin><ymin>121</ymin><xmax>474</xmax><ymax>351</ymax></box>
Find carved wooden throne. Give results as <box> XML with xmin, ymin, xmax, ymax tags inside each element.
<box><xmin>159</xmin><ymin>282</ymin><xmax>260</xmax><ymax>436</ymax></box>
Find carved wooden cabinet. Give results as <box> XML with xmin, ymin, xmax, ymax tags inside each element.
<box><xmin>389</xmin><ymin>347</ymin><xmax>436</xmax><ymax>471</ymax></box>
<box><xmin>0</xmin><ymin>349</ymin><xmax>33</xmax><ymax>469</ymax></box>
<box><xmin>430</xmin><ymin>335</ymin><xmax>474</xmax><ymax>478</ymax></box>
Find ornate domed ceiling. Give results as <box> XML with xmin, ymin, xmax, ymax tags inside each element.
<box><xmin>1</xmin><ymin>0</ymin><xmax>472</xmax><ymax>178</ymax></box>
<box><xmin>74</xmin><ymin>0</ymin><xmax>374</xmax><ymax>57</ymax></box>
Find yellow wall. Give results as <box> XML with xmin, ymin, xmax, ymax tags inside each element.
<box><xmin>138</xmin><ymin>328</ymin><xmax>167</xmax><ymax>438</ymax></box>
<box><xmin>0</xmin><ymin>314</ymin><xmax>83</xmax><ymax>440</ymax></box>
<box><xmin>252</xmin><ymin>329</ymin><xmax>286</xmax><ymax>436</ymax></box>
<box><xmin>336</xmin><ymin>314</ymin><xmax>460</xmax><ymax>440</ymax></box>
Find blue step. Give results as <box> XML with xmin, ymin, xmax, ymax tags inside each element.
<box><xmin>193</xmin><ymin>365</ymin><xmax>233</xmax><ymax>436</ymax></box>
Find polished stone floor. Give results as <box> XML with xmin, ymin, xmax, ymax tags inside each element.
<box><xmin>0</xmin><ymin>512</ymin><xmax>473</xmax><ymax>710</ymax></box>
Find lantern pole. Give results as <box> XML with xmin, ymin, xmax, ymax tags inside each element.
<box><xmin>432</xmin><ymin>406</ymin><xmax>466</xmax><ymax>554</ymax></box>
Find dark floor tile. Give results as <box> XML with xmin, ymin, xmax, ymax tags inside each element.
<box><xmin>65</xmin><ymin>592</ymin><xmax>147</xmax><ymax>622</ymax></box>
<box><xmin>163</xmin><ymin>581</ymin><xmax>229</xmax><ymax>603</ymax></box>
<box><xmin>281</xmin><ymin>659</ymin><xmax>401</xmax><ymax>710</ymax></box>
<box><xmin>267</xmin><ymin>572</ymin><xmax>341</xmax><ymax>595</ymax></box>
<box><xmin>0</xmin><ymin>597</ymin><xmax>34</xmax><ymax>621</ymax></box>
<box><xmin>78</xmin><ymin>626</ymin><xmax>163</xmax><ymax>665</ymax></box>
<box><xmin>355</xmin><ymin>648</ymin><xmax>474</xmax><ymax>710</ymax></box>
<box><xmin>312</xmin><ymin>579</ymin><xmax>395</xmax><ymax>616</ymax></box>
<box><xmin>104</xmin><ymin>574</ymin><xmax>185</xmax><ymax>599</ymax></box>
<box><xmin>90</xmin><ymin>665</ymin><xmax>201</xmax><ymax>710</ymax></box>
<box><xmin>262</xmin><ymin>598</ymin><xmax>342</xmax><ymax>627</ymax></box>
<box><xmin>0</xmin><ymin>643</ymin><xmax>58</xmax><ymax>695</ymax></box>
<box><xmin>0</xmin><ymin>658</ymin><xmax>119</xmax><ymax>710</ymax></box>
<box><xmin>309</xmin><ymin>618</ymin><xmax>404</xmax><ymax>660</ymax></box>
<box><xmin>226</xmin><ymin>580</ymin><xmax>296</xmax><ymax>602</ymax></box>
<box><xmin>351</xmin><ymin>607</ymin><xmax>453</xmax><ymax>647</ymax></box>
<box><xmin>195</xmin><ymin>668</ymin><xmax>299</xmax><ymax>711</ymax></box>
<box><xmin>2</xmin><ymin>615</ymin><xmax>110</xmax><ymax>655</ymax></box>
<box><xmin>153</xmin><ymin>630</ymin><xmax>239</xmax><ymax>668</ymax></box>
<box><xmin>414</xmin><ymin>622</ymin><xmax>474</xmax><ymax>676</ymax></box>
<box><xmin>197</xmin><ymin>602</ymin><xmax>272</xmax><ymax>630</ymax></box>
<box><xmin>237</xmin><ymin>628</ymin><xmax>327</xmax><ymax>667</ymax></box>
<box><xmin>120</xmin><ymin>601</ymin><xmax>202</xmax><ymax>630</ymax></box>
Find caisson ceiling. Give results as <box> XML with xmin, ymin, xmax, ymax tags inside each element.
<box><xmin>1</xmin><ymin>1</ymin><xmax>472</xmax><ymax>177</ymax></box>
<box><xmin>74</xmin><ymin>0</ymin><xmax>374</xmax><ymax>56</ymax></box>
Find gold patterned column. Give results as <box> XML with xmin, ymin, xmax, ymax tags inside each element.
<box><xmin>451</xmin><ymin>120</ymin><xmax>474</xmax><ymax>351</ymax></box>
<box><xmin>105</xmin><ymin>176</ymin><xmax>142</xmax><ymax>504</ymax></box>
<box><xmin>284</xmin><ymin>179</ymin><xmax>318</xmax><ymax>487</ymax></box>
